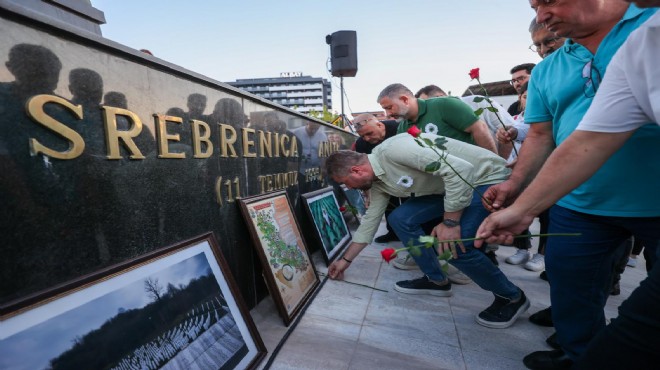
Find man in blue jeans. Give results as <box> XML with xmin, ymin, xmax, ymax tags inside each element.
<box><xmin>326</xmin><ymin>133</ymin><xmax>529</xmax><ymax>329</ymax></box>
<box><xmin>474</xmin><ymin>1</ymin><xmax>660</xmax><ymax>368</ymax></box>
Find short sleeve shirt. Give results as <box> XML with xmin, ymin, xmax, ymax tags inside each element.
<box><xmin>578</xmin><ymin>11</ymin><xmax>660</xmax><ymax>132</ymax></box>
<box><xmin>396</xmin><ymin>97</ymin><xmax>479</xmax><ymax>144</ymax></box>
<box><xmin>525</xmin><ymin>5</ymin><xmax>660</xmax><ymax>217</ymax></box>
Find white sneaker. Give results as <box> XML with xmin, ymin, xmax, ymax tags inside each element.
<box><xmin>524</xmin><ymin>253</ymin><xmax>545</xmax><ymax>271</ymax></box>
<box><xmin>627</xmin><ymin>257</ymin><xmax>637</xmax><ymax>268</ymax></box>
<box><xmin>441</xmin><ymin>260</ymin><xmax>472</xmax><ymax>285</ymax></box>
<box><xmin>505</xmin><ymin>249</ymin><xmax>531</xmax><ymax>265</ymax></box>
<box><xmin>392</xmin><ymin>254</ymin><xmax>420</xmax><ymax>270</ymax></box>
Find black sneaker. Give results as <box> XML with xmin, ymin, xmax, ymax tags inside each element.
<box><xmin>546</xmin><ymin>332</ymin><xmax>560</xmax><ymax>350</ymax></box>
<box><xmin>529</xmin><ymin>306</ymin><xmax>553</xmax><ymax>327</ymax></box>
<box><xmin>394</xmin><ymin>275</ymin><xmax>452</xmax><ymax>297</ymax></box>
<box><xmin>375</xmin><ymin>232</ymin><xmax>399</xmax><ymax>243</ymax></box>
<box><xmin>476</xmin><ymin>289</ymin><xmax>530</xmax><ymax>329</ymax></box>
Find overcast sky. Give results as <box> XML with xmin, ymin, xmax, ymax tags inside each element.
<box><xmin>91</xmin><ymin>0</ymin><xmax>540</xmax><ymax>114</ymax></box>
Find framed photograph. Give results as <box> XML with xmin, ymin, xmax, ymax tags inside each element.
<box><xmin>238</xmin><ymin>191</ymin><xmax>319</xmax><ymax>326</ymax></box>
<box><xmin>340</xmin><ymin>184</ymin><xmax>367</xmax><ymax>225</ymax></box>
<box><xmin>0</xmin><ymin>234</ymin><xmax>266</xmax><ymax>370</ymax></box>
<box><xmin>301</xmin><ymin>187</ymin><xmax>352</xmax><ymax>265</ymax></box>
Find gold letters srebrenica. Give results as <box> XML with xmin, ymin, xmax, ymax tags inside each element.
<box><xmin>25</xmin><ymin>94</ymin><xmax>342</xmax><ymax>199</ymax></box>
<box><xmin>27</xmin><ymin>94</ymin><xmax>300</xmax><ymax>161</ymax></box>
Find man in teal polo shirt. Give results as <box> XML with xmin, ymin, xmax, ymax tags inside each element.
<box><xmin>377</xmin><ymin>83</ymin><xmax>498</xmax><ymax>154</ymax></box>
<box><xmin>474</xmin><ymin>1</ymin><xmax>660</xmax><ymax>368</ymax></box>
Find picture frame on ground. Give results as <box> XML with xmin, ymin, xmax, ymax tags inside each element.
<box><xmin>301</xmin><ymin>186</ymin><xmax>352</xmax><ymax>265</ymax></box>
<box><xmin>0</xmin><ymin>233</ymin><xmax>266</xmax><ymax>370</ymax></box>
<box><xmin>238</xmin><ymin>191</ymin><xmax>319</xmax><ymax>326</ymax></box>
<box><xmin>339</xmin><ymin>184</ymin><xmax>366</xmax><ymax>225</ymax></box>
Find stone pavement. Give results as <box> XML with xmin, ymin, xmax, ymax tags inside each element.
<box><xmin>251</xmin><ymin>218</ymin><xmax>648</xmax><ymax>370</ymax></box>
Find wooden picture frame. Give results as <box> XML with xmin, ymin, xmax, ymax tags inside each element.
<box><xmin>238</xmin><ymin>191</ymin><xmax>319</xmax><ymax>326</ymax></box>
<box><xmin>0</xmin><ymin>234</ymin><xmax>266</xmax><ymax>370</ymax></box>
<box><xmin>301</xmin><ymin>187</ymin><xmax>352</xmax><ymax>265</ymax></box>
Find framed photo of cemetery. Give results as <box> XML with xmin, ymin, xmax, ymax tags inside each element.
<box><xmin>301</xmin><ymin>187</ymin><xmax>352</xmax><ymax>265</ymax></box>
<box><xmin>339</xmin><ymin>184</ymin><xmax>366</xmax><ymax>225</ymax></box>
<box><xmin>238</xmin><ymin>191</ymin><xmax>319</xmax><ymax>326</ymax></box>
<box><xmin>0</xmin><ymin>234</ymin><xmax>266</xmax><ymax>370</ymax></box>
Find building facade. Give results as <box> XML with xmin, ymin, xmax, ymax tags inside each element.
<box><xmin>227</xmin><ymin>72</ymin><xmax>332</xmax><ymax>114</ymax></box>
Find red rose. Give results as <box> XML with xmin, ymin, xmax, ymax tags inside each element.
<box><xmin>339</xmin><ymin>206</ymin><xmax>346</xmax><ymax>212</ymax></box>
<box><xmin>407</xmin><ymin>125</ymin><xmax>422</xmax><ymax>138</ymax></box>
<box><xmin>380</xmin><ymin>248</ymin><xmax>397</xmax><ymax>263</ymax></box>
<box><xmin>469</xmin><ymin>68</ymin><xmax>480</xmax><ymax>80</ymax></box>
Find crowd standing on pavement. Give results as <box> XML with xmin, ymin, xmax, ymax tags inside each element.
<box><xmin>328</xmin><ymin>0</ymin><xmax>660</xmax><ymax>369</ymax></box>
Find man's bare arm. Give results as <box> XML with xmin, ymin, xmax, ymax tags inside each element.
<box><xmin>465</xmin><ymin>120</ymin><xmax>498</xmax><ymax>154</ymax></box>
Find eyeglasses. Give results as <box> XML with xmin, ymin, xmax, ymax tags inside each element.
<box><xmin>529</xmin><ymin>37</ymin><xmax>561</xmax><ymax>53</ymax></box>
<box><xmin>582</xmin><ymin>59</ymin><xmax>601</xmax><ymax>98</ymax></box>
<box><xmin>509</xmin><ymin>76</ymin><xmax>528</xmax><ymax>86</ymax></box>
<box><xmin>353</xmin><ymin>118</ymin><xmax>376</xmax><ymax>131</ymax></box>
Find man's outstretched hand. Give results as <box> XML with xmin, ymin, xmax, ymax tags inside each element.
<box><xmin>474</xmin><ymin>206</ymin><xmax>535</xmax><ymax>248</ymax></box>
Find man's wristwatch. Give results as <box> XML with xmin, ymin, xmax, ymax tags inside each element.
<box><xmin>442</xmin><ymin>218</ymin><xmax>460</xmax><ymax>228</ymax></box>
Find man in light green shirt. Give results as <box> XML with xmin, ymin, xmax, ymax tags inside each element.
<box><xmin>326</xmin><ymin>133</ymin><xmax>529</xmax><ymax>329</ymax></box>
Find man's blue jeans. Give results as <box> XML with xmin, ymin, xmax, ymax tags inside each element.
<box><xmin>388</xmin><ymin>185</ymin><xmax>520</xmax><ymax>300</ymax></box>
<box><xmin>546</xmin><ymin>205</ymin><xmax>660</xmax><ymax>360</ymax></box>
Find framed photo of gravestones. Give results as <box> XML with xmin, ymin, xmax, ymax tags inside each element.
<box><xmin>238</xmin><ymin>191</ymin><xmax>320</xmax><ymax>326</ymax></box>
<box><xmin>0</xmin><ymin>233</ymin><xmax>266</xmax><ymax>370</ymax></box>
<box><xmin>301</xmin><ymin>187</ymin><xmax>352</xmax><ymax>265</ymax></box>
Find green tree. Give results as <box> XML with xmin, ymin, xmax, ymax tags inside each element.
<box><xmin>307</xmin><ymin>105</ymin><xmax>339</xmax><ymax>125</ymax></box>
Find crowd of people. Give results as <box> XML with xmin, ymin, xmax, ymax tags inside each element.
<box><xmin>326</xmin><ymin>0</ymin><xmax>660</xmax><ymax>369</ymax></box>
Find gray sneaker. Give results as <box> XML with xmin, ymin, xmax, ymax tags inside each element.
<box><xmin>392</xmin><ymin>254</ymin><xmax>420</xmax><ymax>270</ymax></box>
<box><xmin>442</xmin><ymin>261</ymin><xmax>472</xmax><ymax>285</ymax></box>
<box><xmin>394</xmin><ymin>276</ymin><xmax>452</xmax><ymax>297</ymax></box>
<box><xmin>524</xmin><ymin>253</ymin><xmax>545</xmax><ymax>271</ymax></box>
<box><xmin>505</xmin><ymin>249</ymin><xmax>531</xmax><ymax>265</ymax></box>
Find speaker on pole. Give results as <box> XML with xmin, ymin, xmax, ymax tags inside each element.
<box><xmin>326</xmin><ymin>30</ymin><xmax>357</xmax><ymax>77</ymax></box>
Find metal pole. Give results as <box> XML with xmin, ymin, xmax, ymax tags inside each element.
<box><xmin>340</xmin><ymin>76</ymin><xmax>345</xmax><ymax>128</ymax></box>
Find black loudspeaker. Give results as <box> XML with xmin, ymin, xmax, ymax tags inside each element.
<box><xmin>328</xmin><ymin>30</ymin><xmax>357</xmax><ymax>77</ymax></box>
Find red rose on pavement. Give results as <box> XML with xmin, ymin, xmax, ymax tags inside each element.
<box><xmin>380</xmin><ymin>248</ymin><xmax>397</xmax><ymax>263</ymax></box>
<box><xmin>407</xmin><ymin>125</ymin><xmax>422</xmax><ymax>138</ymax></box>
<box><xmin>469</xmin><ymin>68</ymin><xmax>480</xmax><ymax>80</ymax></box>
<box><xmin>339</xmin><ymin>206</ymin><xmax>346</xmax><ymax>212</ymax></box>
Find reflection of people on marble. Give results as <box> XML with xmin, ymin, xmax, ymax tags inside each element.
<box><xmin>292</xmin><ymin>122</ymin><xmax>327</xmax><ymax>170</ymax></box>
<box><xmin>292</xmin><ymin>122</ymin><xmax>327</xmax><ymax>193</ymax></box>
<box><xmin>0</xmin><ymin>44</ymin><xmax>101</xmax><ymax>298</ymax></box>
<box><xmin>103</xmin><ymin>91</ymin><xmax>156</xmax><ymax>153</ymax></box>
<box><xmin>210</xmin><ymin>98</ymin><xmax>247</xmax><ymax>127</ymax></box>
<box><xmin>103</xmin><ymin>91</ymin><xmax>128</xmax><ymax>108</ymax></box>
<box><xmin>326</xmin><ymin>131</ymin><xmax>348</xmax><ymax>150</ymax></box>
<box><xmin>69</xmin><ymin>68</ymin><xmax>118</xmax><ymax>262</ymax></box>
<box><xmin>185</xmin><ymin>93</ymin><xmax>208</xmax><ymax>122</ymax></box>
<box><xmin>102</xmin><ymin>90</ymin><xmax>158</xmax><ymax>255</ymax></box>
<box><xmin>69</xmin><ymin>68</ymin><xmax>105</xmax><ymax>146</ymax></box>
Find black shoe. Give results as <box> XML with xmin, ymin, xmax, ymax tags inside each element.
<box><xmin>394</xmin><ymin>275</ymin><xmax>452</xmax><ymax>297</ymax></box>
<box><xmin>540</xmin><ymin>270</ymin><xmax>548</xmax><ymax>281</ymax></box>
<box><xmin>529</xmin><ymin>306</ymin><xmax>553</xmax><ymax>327</ymax></box>
<box><xmin>375</xmin><ymin>232</ymin><xmax>399</xmax><ymax>243</ymax></box>
<box><xmin>476</xmin><ymin>289</ymin><xmax>530</xmax><ymax>329</ymax></box>
<box><xmin>485</xmin><ymin>250</ymin><xmax>499</xmax><ymax>266</ymax></box>
<box><xmin>545</xmin><ymin>332</ymin><xmax>560</xmax><ymax>350</ymax></box>
<box><xmin>523</xmin><ymin>349</ymin><xmax>573</xmax><ymax>369</ymax></box>
<box><xmin>610</xmin><ymin>282</ymin><xmax>621</xmax><ymax>296</ymax></box>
